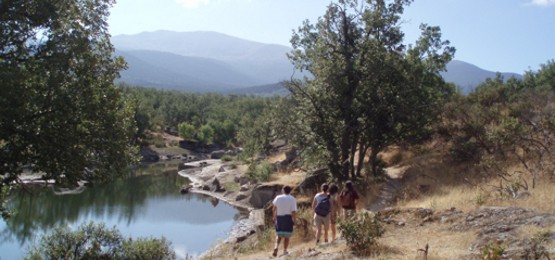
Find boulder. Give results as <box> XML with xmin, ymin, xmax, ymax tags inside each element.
<box><xmin>236</xmin><ymin>194</ymin><xmax>248</xmax><ymax>201</ymax></box>
<box><xmin>234</xmin><ymin>176</ymin><xmax>250</xmax><ymax>185</ymax></box>
<box><xmin>211</xmin><ymin>150</ymin><xmax>226</xmax><ymax>159</ymax></box>
<box><xmin>295</xmin><ymin>168</ymin><xmax>328</xmax><ymax>195</ymax></box>
<box><xmin>249</xmin><ymin>184</ymin><xmax>283</xmax><ymax>209</ymax></box>
<box><xmin>139</xmin><ymin>147</ymin><xmax>159</xmax><ymax>163</ymax></box>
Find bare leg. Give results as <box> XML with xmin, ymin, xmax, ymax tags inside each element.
<box><xmin>315</xmin><ymin>223</ymin><xmax>322</xmax><ymax>242</ymax></box>
<box><xmin>331</xmin><ymin>223</ymin><xmax>336</xmax><ymax>241</ymax></box>
<box><xmin>273</xmin><ymin>236</ymin><xmax>281</xmax><ymax>256</ymax></box>
<box><xmin>284</xmin><ymin>237</ymin><xmax>290</xmax><ymax>252</ymax></box>
<box><xmin>324</xmin><ymin>223</ymin><xmax>329</xmax><ymax>242</ymax></box>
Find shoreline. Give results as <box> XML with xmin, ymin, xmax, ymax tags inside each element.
<box><xmin>177</xmin><ymin>161</ymin><xmax>265</xmax><ymax>259</ymax></box>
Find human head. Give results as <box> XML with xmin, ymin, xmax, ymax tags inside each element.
<box><xmin>329</xmin><ymin>184</ymin><xmax>339</xmax><ymax>195</ymax></box>
<box><xmin>321</xmin><ymin>183</ymin><xmax>329</xmax><ymax>192</ymax></box>
<box><xmin>345</xmin><ymin>180</ymin><xmax>353</xmax><ymax>191</ymax></box>
<box><xmin>282</xmin><ymin>185</ymin><xmax>292</xmax><ymax>194</ymax></box>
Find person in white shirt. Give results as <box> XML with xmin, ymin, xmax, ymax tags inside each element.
<box><xmin>272</xmin><ymin>185</ymin><xmax>297</xmax><ymax>257</ymax></box>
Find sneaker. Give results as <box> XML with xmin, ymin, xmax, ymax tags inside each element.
<box><xmin>272</xmin><ymin>248</ymin><xmax>278</xmax><ymax>257</ymax></box>
<box><xmin>283</xmin><ymin>250</ymin><xmax>289</xmax><ymax>255</ymax></box>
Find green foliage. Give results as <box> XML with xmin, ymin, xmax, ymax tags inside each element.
<box><xmin>220</xmin><ymin>155</ymin><xmax>234</xmax><ymax>162</ymax></box>
<box><xmin>442</xmin><ymin>60</ymin><xmax>555</xmax><ymax>183</ymax></box>
<box><xmin>24</xmin><ymin>222</ymin><xmax>176</xmax><ymax>260</ymax></box>
<box><xmin>246</xmin><ymin>161</ymin><xmax>274</xmax><ymax>183</ymax></box>
<box><xmin>124</xmin><ymin>87</ymin><xmax>282</xmax><ymax>150</ymax></box>
<box><xmin>481</xmin><ymin>242</ymin><xmax>505</xmax><ymax>260</ymax></box>
<box><xmin>338</xmin><ymin>212</ymin><xmax>385</xmax><ymax>255</ymax></box>
<box><xmin>178</xmin><ymin>122</ymin><xmax>196</xmax><ymax>140</ymax></box>
<box><xmin>197</xmin><ymin>124</ymin><xmax>215</xmax><ymax>145</ymax></box>
<box><xmin>285</xmin><ymin>0</ymin><xmax>455</xmax><ymax>180</ymax></box>
<box><xmin>0</xmin><ymin>0</ymin><xmax>137</xmax><ymax>199</ymax></box>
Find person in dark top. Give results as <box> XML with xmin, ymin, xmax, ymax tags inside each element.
<box><xmin>339</xmin><ymin>180</ymin><xmax>359</xmax><ymax>219</ymax></box>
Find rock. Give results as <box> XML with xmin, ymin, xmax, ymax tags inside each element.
<box><xmin>211</xmin><ymin>150</ymin><xmax>226</xmax><ymax>159</ymax></box>
<box><xmin>180</xmin><ymin>186</ymin><xmax>191</xmax><ymax>194</ymax></box>
<box><xmin>296</xmin><ymin>168</ymin><xmax>328</xmax><ymax>195</ymax></box>
<box><xmin>202</xmin><ymin>185</ymin><xmax>210</xmax><ymax>191</ymax></box>
<box><xmin>139</xmin><ymin>147</ymin><xmax>159</xmax><ymax>162</ymax></box>
<box><xmin>249</xmin><ymin>184</ymin><xmax>282</xmax><ymax>208</ymax></box>
<box><xmin>236</xmin><ymin>194</ymin><xmax>248</xmax><ymax>201</ymax></box>
<box><xmin>234</xmin><ymin>176</ymin><xmax>250</xmax><ymax>185</ymax></box>
<box><xmin>240</xmin><ymin>184</ymin><xmax>249</xmax><ymax>192</ymax></box>
<box><xmin>515</xmin><ymin>191</ymin><xmax>531</xmax><ymax>199</ymax></box>
<box><xmin>219</xmin><ymin>166</ymin><xmax>226</xmax><ymax>172</ymax></box>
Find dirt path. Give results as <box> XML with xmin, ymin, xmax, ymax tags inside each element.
<box><xmin>366</xmin><ymin>165</ymin><xmax>407</xmax><ymax>213</ymax></box>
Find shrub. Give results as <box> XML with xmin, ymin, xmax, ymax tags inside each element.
<box><xmin>24</xmin><ymin>222</ymin><xmax>176</xmax><ymax>260</ymax></box>
<box><xmin>295</xmin><ymin>206</ymin><xmax>315</xmax><ymax>239</ymax></box>
<box><xmin>338</xmin><ymin>212</ymin><xmax>384</xmax><ymax>255</ymax></box>
<box><xmin>221</xmin><ymin>155</ymin><xmax>234</xmax><ymax>162</ymax></box>
<box><xmin>482</xmin><ymin>242</ymin><xmax>504</xmax><ymax>260</ymax></box>
<box><xmin>246</xmin><ymin>161</ymin><xmax>273</xmax><ymax>183</ymax></box>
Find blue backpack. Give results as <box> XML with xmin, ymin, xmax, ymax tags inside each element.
<box><xmin>315</xmin><ymin>195</ymin><xmax>331</xmax><ymax>217</ymax></box>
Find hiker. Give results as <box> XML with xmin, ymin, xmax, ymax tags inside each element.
<box><xmin>272</xmin><ymin>185</ymin><xmax>297</xmax><ymax>257</ymax></box>
<box><xmin>312</xmin><ymin>183</ymin><xmax>332</xmax><ymax>244</ymax></box>
<box><xmin>328</xmin><ymin>183</ymin><xmax>340</xmax><ymax>241</ymax></box>
<box><xmin>339</xmin><ymin>180</ymin><xmax>359</xmax><ymax>219</ymax></box>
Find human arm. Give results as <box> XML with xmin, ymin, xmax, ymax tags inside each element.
<box><xmin>273</xmin><ymin>204</ymin><xmax>277</xmax><ymax>223</ymax></box>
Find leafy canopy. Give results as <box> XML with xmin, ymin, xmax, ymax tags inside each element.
<box><xmin>284</xmin><ymin>0</ymin><xmax>455</xmax><ymax>180</ymax></box>
<box><xmin>0</xmin><ymin>0</ymin><xmax>136</xmax><ymax>199</ymax></box>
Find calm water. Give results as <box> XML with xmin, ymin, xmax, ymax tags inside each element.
<box><xmin>0</xmin><ymin>163</ymin><xmax>242</xmax><ymax>259</ymax></box>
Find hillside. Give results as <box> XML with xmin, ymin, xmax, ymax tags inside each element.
<box><xmin>112</xmin><ymin>31</ymin><xmax>522</xmax><ymax>94</ymax></box>
<box><xmin>441</xmin><ymin>60</ymin><xmax>523</xmax><ymax>94</ymax></box>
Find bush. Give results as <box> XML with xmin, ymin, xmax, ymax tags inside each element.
<box><xmin>221</xmin><ymin>155</ymin><xmax>234</xmax><ymax>162</ymax></box>
<box><xmin>246</xmin><ymin>161</ymin><xmax>273</xmax><ymax>183</ymax></box>
<box><xmin>338</xmin><ymin>212</ymin><xmax>384</xmax><ymax>255</ymax></box>
<box><xmin>24</xmin><ymin>222</ymin><xmax>176</xmax><ymax>260</ymax></box>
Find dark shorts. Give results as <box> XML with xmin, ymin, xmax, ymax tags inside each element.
<box><xmin>275</xmin><ymin>215</ymin><xmax>294</xmax><ymax>237</ymax></box>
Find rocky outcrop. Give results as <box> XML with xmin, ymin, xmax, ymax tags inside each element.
<box><xmin>295</xmin><ymin>167</ymin><xmax>328</xmax><ymax>195</ymax></box>
<box><xmin>249</xmin><ymin>184</ymin><xmax>283</xmax><ymax>209</ymax></box>
<box><xmin>139</xmin><ymin>147</ymin><xmax>160</xmax><ymax>162</ymax></box>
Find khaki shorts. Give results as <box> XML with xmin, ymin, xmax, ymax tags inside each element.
<box><xmin>314</xmin><ymin>213</ymin><xmax>330</xmax><ymax>227</ymax></box>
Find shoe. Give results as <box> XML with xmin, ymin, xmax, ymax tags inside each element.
<box><xmin>272</xmin><ymin>248</ymin><xmax>278</xmax><ymax>257</ymax></box>
<box><xmin>283</xmin><ymin>250</ymin><xmax>289</xmax><ymax>255</ymax></box>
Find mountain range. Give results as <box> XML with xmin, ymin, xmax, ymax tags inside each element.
<box><xmin>112</xmin><ymin>30</ymin><xmax>522</xmax><ymax>95</ymax></box>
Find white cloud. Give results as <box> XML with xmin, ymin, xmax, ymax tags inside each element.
<box><xmin>175</xmin><ymin>0</ymin><xmax>210</xmax><ymax>9</ymax></box>
<box><xmin>529</xmin><ymin>0</ymin><xmax>555</xmax><ymax>6</ymax></box>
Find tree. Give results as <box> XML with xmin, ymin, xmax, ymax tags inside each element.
<box><xmin>24</xmin><ymin>222</ymin><xmax>176</xmax><ymax>260</ymax></box>
<box><xmin>0</xmin><ymin>0</ymin><xmax>136</xmax><ymax>209</ymax></box>
<box><xmin>178</xmin><ymin>122</ymin><xmax>196</xmax><ymax>140</ymax></box>
<box><xmin>285</xmin><ymin>0</ymin><xmax>455</xmax><ymax>180</ymax></box>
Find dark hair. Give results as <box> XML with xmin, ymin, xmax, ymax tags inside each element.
<box><xmin>283</xmin><ymin>185</ymin><xmax>292</xmax><ymax>194</ymax></box>
<box><xmin>343</xmin><ymin>180</ymin><xmax>354</xmax><ymax>192</ymax></box>
<box><xmin>329</xmin><ymin>184</ymin><xmax>339</xmax><ymax>195</ymax></box>
<box><xmin>321</xmin><ymin>183</ymin><xmax>329</xmax><ymax>192</ymax></box>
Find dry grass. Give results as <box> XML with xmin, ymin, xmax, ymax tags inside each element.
<box><xmin>376</xmin><ymin>223</ymin><xmax>476</xmax><ymax>260</ymax></box>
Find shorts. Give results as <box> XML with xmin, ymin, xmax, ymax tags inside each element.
<box><xmin>314</xmin><ymin>213</ymin><xmax>330</xmax><ymax>228</ymax></box>
<box><xmin>275</xmin><ymin>215</ymin><xmax>294</xmax><ymax>237</ymax></box>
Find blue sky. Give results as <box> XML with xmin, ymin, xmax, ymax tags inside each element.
<box><xmin>108</xmin><ymin>0</ymin><xmax>555</xmax><ymax>74</ymax></box>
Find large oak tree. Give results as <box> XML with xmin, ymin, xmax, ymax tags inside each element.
<box><xmin>285</xmin><ymin>0</ymin><xmax>455</xmax><ymax>180</ymax></box>
<box><xmin>0</xmin><ymin>0</ymin><xmax>136</xmax><ymax>215</ymax></box>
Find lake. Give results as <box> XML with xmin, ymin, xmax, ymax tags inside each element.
<box><xmin>0</xmin><ymin>163</ymin><xmax>242</xmax><ymax>259</ymax></box>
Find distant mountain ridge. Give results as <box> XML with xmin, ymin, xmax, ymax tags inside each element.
<box><xmin>112</xmin><ymin>31</ymin><xmax>522</xmax><ymax>94</ymax></box>
<box><xmin>441</xmin><ymin>60</ymin><xmax>522</xmax><ymax>94</ymax></box>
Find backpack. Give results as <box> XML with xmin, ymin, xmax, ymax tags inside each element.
<box><xmin>340</xmin><ymin>190</ymin><xmax>353</xmax><ymax>207</ymax></box>
<box><xmin>314</xmin><ymin>195</ymin><xmax>331</xmax><ymax>217</ymax></box>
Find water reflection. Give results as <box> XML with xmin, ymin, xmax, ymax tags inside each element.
<box><xmin>0</xmin><ymin>162</ymin><xmax>242</xmax><ymax>259</ymax></box>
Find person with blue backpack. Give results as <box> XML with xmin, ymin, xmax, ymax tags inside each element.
<box><xmin>312</xmin><ymin>183</ymin><xmax>333</xmax><ymax>244</ymax></box>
